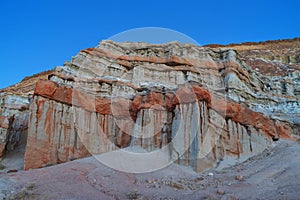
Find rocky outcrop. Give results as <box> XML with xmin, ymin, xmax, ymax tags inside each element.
<box><xmin>0</xmin><ymin>93</ymin><xmax>30</xmax><ymax>157</ymax></box>
<box><xmin>207</xmin><ymin>38</ymin><xmax>300</xmax><ymax>134</ymax></box>
<box><xmin>23</xmin><ymin>40</ymin><xmax>296</xmax><ymax>171</ymax></box>
<box><xmin>0</xmin><ymin>71</ymin><xmax>53</xmax><ymax>158</ymax></box>
<box><xmin>205</xmin><ymin>38</ymin><xmax>300</xmax><ymax>76</ymax></box>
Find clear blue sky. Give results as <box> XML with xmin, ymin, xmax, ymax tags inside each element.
<box><xmin>1</xmin><ymin>0</ymin><xmax>299</xmax><ymax>89</ymax></box>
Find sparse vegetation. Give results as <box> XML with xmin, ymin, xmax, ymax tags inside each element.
<box><xmin>27</xmin><ymin>182</ymin><xmax>36</xmax><ymax>190</ymax></box>
<box><xmin>126</xmin><ymin>190</ymin><xmax>140</xmax><ymax>200</ymax></box>
<box><xmin>0</xmin><ymin>163</ymin><xmax>5</xmax><ymax>170</ymax></box>
<box><xmin>167</xmin><ymin>181</ymin><xmax>184</xmax><ymax>190</ymax></box>
<box><xmin>42</xmin><ymin>163</ymin><xmax>53</xmax><ymax>168</ymax></box>
<box><xmin>3</xmin><ymin>182</ymin><xmax>37</xmax><ymax>200</ymax></box>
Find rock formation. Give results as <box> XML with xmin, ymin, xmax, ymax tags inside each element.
<box><xmin>0</xmin><ymin>38</ymin><xmax>299</xmax><ymax>172</ymax></box>
<box><xmin>0</xmin><ymin>93</ymin><xmax>28</xmax><ymax>157</ymax></box>
<box><xmin>0</xmin><ymin>71</ymin><xmax>52</xmax><ymax>157</ymax></box>
<box><xmin>206</xmin><ymin>38</ymin><xmax>300</xmax><ymax>134</ymax></box>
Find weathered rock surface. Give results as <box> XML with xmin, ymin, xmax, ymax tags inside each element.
<box><xmin>23</xmin><ymin>40</ymin><xmax>297</xmax><ymax>172</ymax></box>
<box><xmin>206</xmin><ymin>38</ymin><xmax>300</xmax><ymax>135</ymax></box>
<box><xmin>0</xmin><ymin>71</ymin><xmax>52</xmax><ymax>157</ymax></box>
<box><xmin>0</xmin><ymin>93</ymin><xmax>29</xmax><ymax>157</ymax></box>
<box><xmin>206</xmin><ymin>38</ymin><xmax>300</xmax><ymax>76</ymax></box>
<box><xmin>0</xmin><ymin>39</ymin><xmax>298</xmax><ymax>173</ymax></box>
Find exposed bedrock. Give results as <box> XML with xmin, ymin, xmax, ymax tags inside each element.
<box><xmin>1</xmin><ymin>40</ymin><xmax>298</xmax><ymax>172</ymax></box>
<box><xmin>0</xmin><ymin>71</ymin><xmax>53</xmax><ymax>158</ymax></box>
<box><xmin>24</xmin><ymin>65</ymin><xmax>292</xmax><ymax>171</ymax></box>
<box><xmin>0</xmin><ymin>93</ymin><xmax>29</xmax><ymax>157</ymax></box>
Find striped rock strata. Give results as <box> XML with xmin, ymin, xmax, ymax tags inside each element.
<box><xmin>23</xmin><ymin>41</ymin><xmax>296</xmax><ymax>171</ymax></box>
<box><xmin>0</xmin><ymin>71</ymin><xmax>52</xmax><ymax>157</ymax></box>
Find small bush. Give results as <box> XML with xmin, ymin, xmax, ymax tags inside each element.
<box><xmin>126</xmin><ymin>190</ymin><xmax>140</xmax><ymax>200</ymax></box>
<box><xmin>0</xmin><ymin>163</ymin><xmax>5</xmax><ymax>170</ymax></box>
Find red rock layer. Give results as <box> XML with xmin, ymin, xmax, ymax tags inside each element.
<box><xmin>34</xmin><ymin>79</ymin><xmax>291</xmax><ymax>139</ymax></box>
<box><xmin>24</xmin><ymin>77</ymin><xmax>292</xmax><ymax>170</ymax></box>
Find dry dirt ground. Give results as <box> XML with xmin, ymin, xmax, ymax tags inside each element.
<box><xmin>0</xmin><ymin>139</ymin><xmax>300</xmax><ymax>200</ymax></box>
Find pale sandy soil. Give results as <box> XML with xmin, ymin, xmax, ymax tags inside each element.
<box><xmin>0</xmin><ymin>140</ymin><xmax>300</xmax><ymax>200</ymax></box>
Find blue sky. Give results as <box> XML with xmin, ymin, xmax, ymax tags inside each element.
<box><xmin>0</xmin><ymin>0</ymin><xmax>299</xmax><ymax>89</ymax></box>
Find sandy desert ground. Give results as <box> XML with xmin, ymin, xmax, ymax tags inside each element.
<box><xmin>0</xmin><ymin>139</ymin><xmax>300</xmax><ymax>200</ymax></box>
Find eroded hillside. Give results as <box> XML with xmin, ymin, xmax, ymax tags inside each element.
<box><xmin>0</xmin><ymin>39</ymin><xmax>299</xmax><ymax>174</ymax></box>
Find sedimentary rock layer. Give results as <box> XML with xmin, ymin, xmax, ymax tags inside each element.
<box><xmin>24</xmin><ymin>40</ymin><xmax>296</xmax><ymax>171</ymax></box>
<box><xmin>0</xmin><ymin>93</ymin><xmax>29</xmax><ymax>156</ymax></box>
<box><xmin>0</xmin><ymin>71</ymin><xmax>52</xmax><ymax>157</ymax></box>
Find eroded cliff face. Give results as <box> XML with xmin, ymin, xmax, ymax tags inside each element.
<box><xmin>207</xmin><ymin>38</ymin><xmax>300</xmax><ymax>134</ymax></box>
<box><xmin>0</xmin><ymin>93</ymin><xmax>29</xmax><ymax>156</ymax></box>
<box><xmin>0</xmin><ymin>71</ymin><xmax>53</xmax><ymax>157</ymax></box>
<box><xmin>23</xmin><ymin>40</ymin><xmax>297</xmax><ymax>172</ymax></box>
